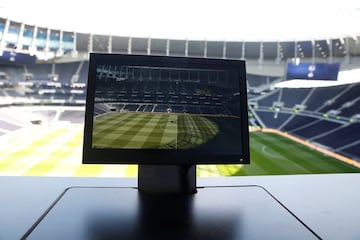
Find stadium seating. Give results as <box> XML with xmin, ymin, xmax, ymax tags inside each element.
<box><xmin>256</xmin><ymin>90</ymin><xmax>281</xmax><ymax>107</ymax></box>
<box><xmin>0</xmin><ymin>65</ymin><xmax>24</xmax><ymax>81</ymax></box>
<box><xmin>291</xmin><ymin>120</ymin><xmax>342</xmax><ymax>139</ymax></box>
<box><xmin>1</xmin><ymin>59</ymin><xmax>360</xmax><ymax>162</ymax></box>
<box><xmin>0</xmin><ymin>119</ymin><xmax>23</xmax><ymax>131</ymax></box>
<box><xmin>58</xmin><ymin>110</ymin><xmax>84</xmax><ymax>123</ymax></box>
<box><xmin>280</xmin><ymin>88</ymin><xmax>311</xmax><ymax>108</ymax></box>
<box><xmin>255</xmin><ymin>110</ymin><xmax>292</xmax><ymax>129</ymax></box>
<box><xmin>305</xmin><ymin>85</ymin><xmax>347</xmax><ymax>111</ymax></box>
<box><xmin>281</xmin><ymin>115</ymin><xmax>318</xmax><ymax>132</ymax></box>
<box><xmin>29</xmin><ymin>63</ymin><xmax>53</xmax><ymax>81</ymax></box>
<box><xmin>55</xmin><ymin>62</ymin><xmax>79</xmax><ymax>82</ymax></box>
<box><xmin>248</xmin><ymin>81</ymin><xmax>360</xmax><ymax>161</ymax></box>
<box><xmin>339</xmin><ymin>100</ymin><xmax>360</xmax><ymax>118</ymax></box>
<box><xmin>318</xmin><ymin>83</ymin><xmax>360</xmax><ymax>114</ymax></box>
<box><xmin>339</xmin><ymin>142</ymin><xmax>360</xmax><ymax>159</ymax></box>
<box><xmin>312</xmin><ymin>123</ymin><xmax>360</xmax><ymax>149</ymax></box>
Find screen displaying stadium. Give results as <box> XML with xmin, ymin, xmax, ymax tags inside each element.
<box><xmin>83</xmin><ymin>54</ymin><xmax>249</xmax><ymax>164</ymax></box>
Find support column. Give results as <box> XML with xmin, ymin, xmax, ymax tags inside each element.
<box><xmin>45</xmin><ymin>28</ymin><xmax>51</xmax><ymax>52</ymax></box>
<box><xmin>108</xmin><ymin>35</ymin><xmax>112</xmax><ymax>53</ymax></box>
<box><xmin>72</xmin><ymin>32</ymin><xmax>76</xmax><ymax>52</ymax></box>
<box><xmin>345</xmin><ymin>37</ymin><xmax>350</xmax><ymax>64</ymax></box>
<box><xmin>16</xmin><ymin>23</ymin><xmax>25</xmax><ymax>50</ymax></box>
<box><xmin>59</xmin><ymin>30</ymin><xmax>63</xmax><ymax>53</ymax></box>
<box><xmin>166</xmin><ymin>38</ymin><xmax>170</xmax><ymax>56</ymax></box>
<box><xmin>276</xmin><ymin>41</ymin><xmax>281</xmax><ymax>64</ymax></box>
<box><xmin>29</xmin><ymin>26</ymin><xmax>38</xmax><ymax>54</ymax></box>
<box><xmin>204</xmin><ymin>39</ymin><xmax>207</xmax><ymax>58</ymax></box>
<box><xmin>127</xmin><ymin>36</ymin><xmax>132</xmax><ymax>54</ymax></box>
<box><xmin>88</xmin><ymin>33</ymin><xmax>93</xmax><ymax>53</ymax></box>
<box><xmin>222</xmin><ymin>40</ymin><xmax>227</xmax><ymax>59</ymax></box>
<box><xmin>328</xmin><ymin>38</ymin><xmax>333</xmax><ymax>63</ymax></box>
<box><xmin>0</xmin><ymin>18</ymin><xmax>10</xmax><ymax>49</ymax></box>
<box><xmin>311</xmin><ymin>39</ymin><xmax>315</xmax><ymax>64</ymax></box>
<box><xmin>147</xmin><ymin>37</ymin><xmax>151</xmax><ymax>55</ymax></box>
<box><xmin>258</xmin><ymin>40</ymin><xmax>264</xmax><ymax>66</ymax></box>
<box><xmin>241</xmin><ymin>40</ymin><xmax>245</xmax><ymax>60</ymax></box>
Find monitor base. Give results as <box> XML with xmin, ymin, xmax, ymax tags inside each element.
<box><xmin>22</xmin><ymin>186</ymin><xmax>320</xmax><ymax>239</ymax></box>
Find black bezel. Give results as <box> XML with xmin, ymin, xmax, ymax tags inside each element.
<box><xmin>83</xmin><ymin>53</ymin><xmax>250</xmax><ymax>164</ymax></box>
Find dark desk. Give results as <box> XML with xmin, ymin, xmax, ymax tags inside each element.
<box><xmin>1</xmin><ymin>174</ymin><xmax>359</xmax><ymax>239</ymax></box>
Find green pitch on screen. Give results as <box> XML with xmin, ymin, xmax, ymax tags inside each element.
<box><xmin>92</xmin><ymin>112</ymin><xmax>219</xmax><ymax>149</ymax></box>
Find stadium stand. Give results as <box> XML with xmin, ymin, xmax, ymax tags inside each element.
<box><xmin>0</xmin><ymin>119</ymin><xmax>22</xmax><ymax>131</ymax></box>
<box><xmin>0</xmin><ymin>65</ymin><xmax>24</xmax><ymax>81</ymax></box>
<box><xmin>94</xmin><ymin>104</ymin><xmax>110</xmax><ymax>115</ymax></box>
<box><xmin>281</xmin><ymin>115</ymin><xmax>318</xmax><ymax>132</ymax></box>
<box><xmin>4</xmin><ymin>89</ymin><xmax>23</xmax><ymax>98</ymax></box>
<box><xmin>0</xmin><ymin>107</ymin><xmax>30</xmax><ymax>130</ymax></box>
<box><xmin>339</xmin><ymin>142</ymin><xmax>360</xmax><ymax>158</ymax></box>
<box><xmin>254</xmin><ymin>111</ymin><xmax>292</xmax><ymax>129</ymax></box>
<box><xmin>247</xmin><ymin>74</ymin><xmax>270</xmax><ymax>87</ymax></box>
<box><xmin>291</xmin><ymin>120</ymin><xmax>342</xmax><ymax>139</ymax></box>
<box><xmin>280</xmin><ymin>88</ymin><xmax>311</xmax><ymax>108</ymax></box>
<box><xmin>339</xmin><ymin>97</ymin><xmax>360</xmax><ymax>118</ymax></box>
<box><xmin>246</xmin><ymin>80</ymin><xmax>360</xmax><ymax>161</ymax></box>
<box><xmin>318</xmin><ymin>83</ymin><xmax>359</xmax><ymax>114</ymax></box>
<box><xmin>305</xmin><ymin>85</ymin><xmax>348</xmax><ymax>111</ymax></box>
<box><xmin>256</xmin><ymin>89</ymin><xmax>281</xmax><ymax>107</ymax></box>
<box><xmin>58</xmin><ymin>110</ymin><xmax>85</xmax><ymax>123</ymax></box>
<box><xmin>29</xmin><ymin>63</ymin><xmax>53</xmax><ymax>81</ymax></box>
<box><xmin>55</xmin><ymin>62</ymin><xmax>79</xmax><ymax>82</ymax></box>
<box><xmin>312</xmin><ymin>123</ymin><xmax>360</xmax><ymax>149</ymax></box>
<box><xmin>31</xmin><ymin>110</ymin><xmax>58</xmax><ymax>123</ymax></box>
<box><xmin>0</xmin><ymin>19</ymin><xmax>359</xmax><ymax>162</ymax></box>
<box><xmin>78</xmin><ymin>61</ymin><xmax>89</xmax><ymax>83</ymax></box>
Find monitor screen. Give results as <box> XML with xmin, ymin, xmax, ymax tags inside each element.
<box><xmin>286</xmin><ymin>62</ymin><xmax>340</xmax><ymax>81</ymax></box>
<box><xmin>83</xmin><ymin>53</ymin><xmax>249</xmax><ymax>164</ymax></box>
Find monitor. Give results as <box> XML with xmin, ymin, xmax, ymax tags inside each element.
<box><xmin>286</xmin><ymin>62</ymin><xmax>340</xmax><ymax>81</ymax></box>
<box><xmin>83</xmin><ymin>53</ymin><xmax>249</xmax><ymax>166</ymax></box>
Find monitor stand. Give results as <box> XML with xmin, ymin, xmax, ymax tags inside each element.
<box><xmin>22</xmin><ymin>165</ymin><xmax>321</xmax><ymax>240</ymax></box>
<box><xmin>138</xmin><ymin>164</ymin><xmax>197</xmax><ymax>195</ymax></box>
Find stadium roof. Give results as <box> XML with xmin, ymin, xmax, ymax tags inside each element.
<box><xmin>1</xmin><ymin>0</ymin><xmax>360</xmax><ymax>41</ymax></box>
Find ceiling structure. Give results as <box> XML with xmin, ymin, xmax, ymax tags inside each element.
<box><xmin>1</xmin><ymin>0</ymin><xmax>359</xmax><ymax>41</ymax></box>
<box><xmin>0</xmin><ymin>0</ymin><xmax>360</xmax><ymax>86</ymax></box>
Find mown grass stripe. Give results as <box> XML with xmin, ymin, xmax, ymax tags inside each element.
<box><xmin>125</xmin><ymin>165</ymin><xmax>138</xmax><ymax>177</ymax></box>
<box><xmin>141</xmin><ymin>115</ymin><xmax>168</xmax><ymax>148</ymax></box>
<box><xmin>106</xmin><ymin>114</ymin><xmax>158</xmax><ymax>148</ymax></box>
<box><xmin>216</xmin><ymin>165</ymin><xmax>243</xmax><ymax>176</ymax></box>
<box><xmin>253</xmin><ymin>132</ymin><xmax>324</xmax><ymax>173</ymax></box>
<box><xmin>0</xmin><ymin>128</ymin><xmax>69</xmax><ymax>171</ymax></box>
<box><xmin>250</xmin><ymin>134</ymin><xmax>312</xmax><ymax>174</ymax></box>
<box><xmin>74</xmin><ymin>164</ymin><xmax>104</xmax><ymax>177</ymax></box>
<box><xmin>1</xmin><ymin>123</ymin><xmax>359</xmax><ymax>178</ymax></box>
<box><xmin>269</xmin><ymin>133</ymin><xmax>359</xmax><ymax>173</ymax></box>
<box><xmin>241</xmin><ymin>161</ymin><xmax>269</xmax><ymax>176</ymax></box>
<box><xmin>22</xmin><ymin>145</ymin><xmax>75</xmax><ymax>176</ymax></box>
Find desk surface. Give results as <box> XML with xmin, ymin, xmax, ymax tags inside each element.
<box><xmin>1</xmin><ymin>174</ymin><xmax>359</xmax><ymax>240</ymax></box>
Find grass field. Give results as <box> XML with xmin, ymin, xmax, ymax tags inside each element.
<box><xmin>0</xmin><ymin>124</ymin><xmax>359</xmax><ymax>177</ymax></box>
<box><xmin>93</xmin><ymin>112</ymin><xmax>219</xmax><ymax>149</ymax></box>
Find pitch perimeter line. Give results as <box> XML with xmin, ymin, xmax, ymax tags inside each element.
<box><xmin>94</xmin><ymin>110</ymin><xmax>241</xmax><ymax>119</ymax></box>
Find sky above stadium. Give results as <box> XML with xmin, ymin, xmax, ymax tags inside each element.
<box><xmin>1</xmin><ymin>0</ymin><xmax>360</xmax><ymax>41</ymax></box>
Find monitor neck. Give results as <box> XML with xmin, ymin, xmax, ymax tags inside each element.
<box><xmin>138</xmin><ymin>164</ymin><xmax>197</xmax><ymax>195</ymax></box>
